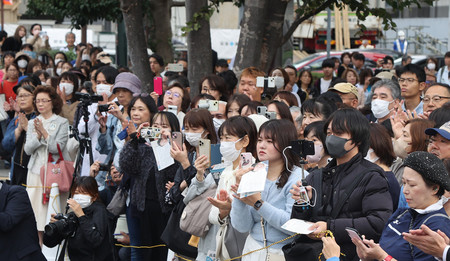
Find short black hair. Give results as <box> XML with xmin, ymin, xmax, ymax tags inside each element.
<box><xmin>340</xmin><ymin>52</ymin><xmax>351</xmax><ymax>63</ymax></box>
<box><xmin>284</xmin><ymin>65</ymin><xmax>297</xmax><ymax>73</ymax></box>
<box><xmin>383</xmin><ymin>56</ymin><xmax>394</xmax><ymax>64</ymax></box>
<box><xmin>30</xmin><ymin>23</ymin><xmax>42</xmax><ymax>34</ymax></box>
<box><xmin>301</xmin><ymin>98</ymin><xmax>335</xmax><ymax>120</ymax></box>
<box><xmin>218</xmin><ymin>70</ymin><xmax>238</xmax><ymax>94</ymax></box>
<box><xmin>95</xmin><ymin>66</ymin><xmax>119</xmax><ymax>85</ymax></box>
<box><xmin>324</xmin><ymin>108</ymin><xmax>370</xmax><ymax>156</ymax></box>
<box><xmin>149</xmin><ymin>53</ymin><xmax>164</xmax><ymax>66</ymax></box>
<box><xmin>216</xmin><ymin>59</ymin><xmax>228</xmax><ymax>68</ymax></box>
<box><xmin>351</xmin><ymin>52</ymin><xmax>365</xmax><ymax>62</ymax></box>
<box><xmin>0</xmin><ymin>30</ymin><xmax>7</xmax><ymax>41</ymax></box>
<box><xmin>428</xmin><ymin>103</ymin><xmax>450</xmax><ymax>128</ymax></box>
<box><xmin>304</xmin><ymin>121</ymin><xmax>328</xmax><ymax>155</ymax></box>
<box><xmin>167</xmin><ymin>75</ymin><xmax>190</xmax><ymax>89</ymax></box>
<box><xmin>322</xmin><ymin>59</ymin><xmax>335</xmax><ymax>69</ymax></box>
<box><xmin>445</xmin><ymin>52</ymin><xmax>450</xmax><ymax>58</ymax></box>
<box><xmin>398</xmin><ymin>63</ymin><xmax>426</xmax><ymax>83</ymax></box>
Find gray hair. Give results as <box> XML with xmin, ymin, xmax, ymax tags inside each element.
<box><xmin>65</xmin><ymin>32</ymin><xmax>76</xmax><ymax>40</ymax></box>
<box><xmin>371</xmin><ymin>79</ymin><xmax>401</xmax><ymax>100</ymax></box>
<box><xmin>290</xmin><ymin>106</ymin><xmax>303</xmax><ymax>128</ymax></box>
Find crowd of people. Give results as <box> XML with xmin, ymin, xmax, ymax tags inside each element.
<box><xmin>0</xmin><ymin>23</ymin><xmax>450</xmax><ymax>261</ymax></box>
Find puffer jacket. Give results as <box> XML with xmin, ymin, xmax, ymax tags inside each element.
<box><xmin>291</xmin><ymin>153</ymin><xmax>393</xmax><ymax>260</ymax></box>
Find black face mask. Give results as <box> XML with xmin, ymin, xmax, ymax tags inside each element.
<box><xmin>326</xmin><ymin>135</ymin><xmax>353</xmax><ymax>159</ymax></box>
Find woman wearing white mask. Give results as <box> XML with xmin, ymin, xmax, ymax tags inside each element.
<box><xmin>303</xmin><ymin>121</ymin><xmax>330</xmax><ymax>171</ymax></box>
<box><xmin>183</xmin><ymin>116</ymin><xmax>258</xmax><ymax>260</ymax></box>
<box><xmin>168</xmin><ymin>108</ymin><xmax>218</xmax><ymax>208</ymax></box>
<box><xmin>76</xmin><ymin>66</ymin><xmax>118</xmax><ymax>177</ymax></box>
<box><xmin>368</xmin><ymin>123</ymin><xmax>401</xmax><ymax>212</ymax></box>
<box><xmin>424</xmin><ymin>57</ymin><xmax>438</xmax><ymax>86</ymax></box>
<box><xmin>57</xmin><ymin>71</ymin><xmax>80</xmax><ymax>125</ymax></box>
<box><xmin>370</xmin><ymin>79</ymin><xmax>401</xmax><ymax>124</ymax></box>
<box><xmin>44</xmin><ymin>176</ymin><xmax>115</xmax><ymax>260</ymax></box>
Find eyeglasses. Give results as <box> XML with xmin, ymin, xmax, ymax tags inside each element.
<box><xmin>17</xmin><ymin>94</ymin><xmax>33</xmax><ymax>99</ymax></box>
<box><xmin>398</xmin><ymin>78</ymin><xmax>418</xmax><ymax>84</ymax></box>
<box><xmin>202</xmin><ymin>88</ymin><xmax>217</xmax><ymax>94</ymax></box>
<box><xmin>165</xmin><ymin>90</ymin><xmax>182</xmax><ymax>99</ymax></box>
<box><xmin>423</xmin><ymin>95</ymin><xmax>450</xmax><ymax>104</ymax></box>
<box><xmin>34</xmin><ymin>99</ymin><xmax>52</xmax><ymax>104</ymax></box>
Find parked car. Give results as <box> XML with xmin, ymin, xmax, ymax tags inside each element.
<box><xmin>394</xmin><ymin>55</ymin><xmax>445</xmax><ymax>69</ymax></box>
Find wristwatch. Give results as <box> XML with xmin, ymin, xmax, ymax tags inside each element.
<box><xmin>253</xmin><ymin>200</ymin><xmax>264</xmax><ymax>210</ymax></box>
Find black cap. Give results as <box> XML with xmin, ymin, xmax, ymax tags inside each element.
<box><xmin>403</xmin><ymin>151</ymin><xmax>450</xmax><ymax>191</ymax></box>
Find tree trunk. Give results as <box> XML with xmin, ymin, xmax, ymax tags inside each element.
<box><xmin>81</xmin><ymin>25</ymin><xmax>87</xmax><ymax>44</ymax></box>
<box><xmin>185</xmin><ymin>0</ymin><xmax>212</xmax><ymax>97</ymax></box>
<box><xmin>120</xmin><ymin>0</ymin><xmax>154</xmax><ymax>93</ymax></box>
<box><xmin>260</xmin><ymin>0</ymin><xmax>289</xmax><ymax>73</ymax></box>
<box><xmin>232</xmin><ymin>0</ymin><xmax>269</xmax><ymax>77</ymax></box>
<box><xmin>149</xmin><ymin>0</ymin><xmax>174</xmax><ymax>64</ymax></box>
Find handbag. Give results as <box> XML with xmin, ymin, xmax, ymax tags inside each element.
<box><xmin>40</xmin><ymin>143</ymin><xmax>74</xmax><ymax>195</ymax></box>
<box><xmin>160</xmin><ymin>200</ymin><xmax>198</xmax><ymax>258</ymax></box>
<box><xmin>261</xmin><ymin>217</ymin><xmax>285</xmax><ymax>261</ymax></box>
<box><xmin>0</xmin><ymin>93</ymin><xmax>9</xmax><ymax>121</ymax></box>
<box><xmin>216</xmin><ymin>217</ymin><xmax>248</xmax><ymax>261</ymax></box>
<box><xmin>179</xmin><ymin>183</ymin><xmax>217</xmax><ymax>237</ymax></box>
<box><xmin>106</xmin><ymin>187</ymin><xmax>128</xmax><ymax>216</ymax></box>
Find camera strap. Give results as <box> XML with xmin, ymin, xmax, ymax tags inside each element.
<box><xmin>58</xmin><ymin>239</ymin><xmax>68</xmax><ymax>261</ymax></box>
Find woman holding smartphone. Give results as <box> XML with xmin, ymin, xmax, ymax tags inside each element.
<box><xmin>230</xmin><ymin>119</ymin><xmax>302</xmax><ymax>260</ymax></box>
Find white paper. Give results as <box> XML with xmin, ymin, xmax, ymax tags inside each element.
<box><xmin>151</xmin><ymin>139</ymin><xmax>175</xmax><ymax>171</ymax></box>
<box><xmin>281</xmin><ymin>219</ymin><xmax>316</xmax><ymax>234</ymax></box>
<box><xmin>237</xmin><ymin>161</ymin><xmax>268</xmax><ymax>197</ymax></box>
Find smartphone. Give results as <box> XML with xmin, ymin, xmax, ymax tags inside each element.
<box><xmin>290</xmin><ymin>140</ymin><xmax>315</xmax><ymax>159</ymax></box>
<box><xmin>240</xmin><ymin>152</ymin><xmax>253</xmax><ymax>169</ymax></box>
<box><xmin>208</xmin><ymin>100</ymin><xmax>219</xmax><ymax>112</ymax></box>
<box><xmin>167</xmin><ymin>105</ymin><xmax>177</xmax><ymax>115</ymax></box>
<box><xmin>345</xmin><ymin>227</ymin><xmax>363</xmax><ymax>241</ymax></box>
<box><xmin>171</xmin><ymin>132</ymin><xmax>183</xmax><ymax>150</ymax></box>
<box><xmin>257</xmin><ymin>106</ymin><xmax>267</xmax><ymax>115</ymax></box>
<box><xmin>154</xmin><ymin>77</ymin><xmax>163</xmax><ymax>95</ymax></box>
<box><xmin>198</xmin><ymin>139</ymin><xmax>211</xmax><ymax>166</ymax></box>
<box><xmin>265</xmin><ymin>111</ymin><xmax>277</xmax><ymax>120</ymax></box>
<box><xmin>167</xmin><ymin>63</ymin><xmax>184</xmax><ymax>72</ymax></box>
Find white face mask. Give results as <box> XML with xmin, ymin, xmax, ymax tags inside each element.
<box><xmin>54</xmin><ymin>58</ymin><xmax>63</xmax><ymax>66</ymax></box>
<box><xmin>399</xmin><ymin>36</ymin><xmax>405</xmax><ymax>41</ymax></box>
<box><xmin>96</xmin><ymin>84</ymin><xmax>113</xmax><ymax>98</ymax></box>
<box><xmin>184</xmin><ymin>131</ymin><xmax>204</xmax><ymax>147</ymax></box>
<box><xmin>220</xmin><ymin>138</ymin><xmax>242</xmax><ymax>162</ymax></box>
<box><xmin>364</xmin><ymin>148</ymin><xmax>379</xmax><ymax>163</ymax></box>
<box><xmin>306</xmin><ymin>143</ymin><xmax>323</xmax><ymax>163</ymax></box>
<box><xmin>213</xmin><ymin>118</ymin><xmax>225</xmax><ymax>132</ymax></box>
<box><xmin>59</xmin><ymin>82</ymin><xmax>74</xmax><ymax>96</ymax></box>
<box><xmin>427</xmin><ymin>63</ymin><xmax>436</xmax><ymax>70</ymax></box>
<box><xmin>73</xmin><ymin>194</ymin><xmax>92</xmax><ymax>208</ymax></box>
<box><xmin>56</xmin><ymin>68</ymin><xmax>62</xmax><ymax>76</ymax></box>
<box><xmin>82</xmin><ymin>54</ymin><xmax>90</xmax><ymax>61</ymax></box>
<box><xmin>371</xmin><ymin>99</ymin><xmax>394</xmax><ymax>119</ymax></box>
<box><xmin>18</xmin><ymin>59</ymin><xmax>28</xmax><ymax>68</ymax></box>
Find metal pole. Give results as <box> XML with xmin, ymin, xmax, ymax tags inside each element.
<box><xmin>1</xmin><ymin>0</ymin><xmax>4</xmax><ymax>31</ymax></box>
<box><xmin>327</xmin><ymin>8</ymin><xmax>331</xmax><ymax>58</ymax></box>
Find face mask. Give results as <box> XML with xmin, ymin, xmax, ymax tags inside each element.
<box><xmin>59</xmin><ymin>82</ymin><xmax>74</xmax><ymax>96</ymax></box>
<box><xmin>56</xmin><ymin>68</ymin><xmax>62</xmax><ymax>76</ymax></box>
<box><xmin>306</xmin><ymin>143</ymin><xmax>323</xmax><ymax>163</ymax></box>
<box><xmin>54</xmin><ymin>58</ymin><xmax>63</xmax><ymax>66</ymax></box>
<box><xmin>96</xmin><ymin>84</ymin><xmax>113</xmax><ymax>98</ymax></box>
<box><xmin>18</xmin><ymin>59</ymin><xmax>28</xmax><ymax>68</ymax></box>
<box><xmin>41</xmin><ymin>81</ymin><xmax>47</xmax><ymax>86</ymax></box>
<box><xmin>364</xmin><ymin>148</ymin><xmax>379</xmax><ymax>163</ymax></box>
<box><xmin>325</xmin><ymin>135</ymin><xmax>353</xmax><ymax>159</ymax></box>
<box><xmin>184</xmin><ymin>131</ymin><xmax>204</xmax><ymax>147</ymax></box>
<box><xmin>393</xmin><ymin>138</ymin><xmax>408</xmax><ymax>160</ymax></box>
<box><xmin>82</xmin><ymin>54</ymin><xmax>90</xmax><ymax>61</ymax></box>
<box><xmin>371</xmin><ymin>99</ymin><xmax>394</xmax><ymax>119</ymax></box>
<box><xmin>399</xmin><ymin>36</ymin><xmax>405</xmax><ymax>41</ymax></box>
<box><xmin>220</xmin><ymin>138</ymin><xmax>242</xmax><ymax>162</ymax></box>
<box><xmin>427</xmin><ymin>63</ymin><xmax>436</xmax><ymax>70</ymax></box>
<box><xmin>213</xmin><ymin>118</ymin><xmax>225</xmax><ymax>132</ymax></box>
<box><xmin>73</xmin><ymin>194</ymin><xmax>92</xmax><ymax>208</ymax></box>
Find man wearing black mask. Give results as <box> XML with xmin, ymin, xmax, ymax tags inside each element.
<box><xmin>289</xmin><ymin>108</ymin><xmax>393</xmax><ymax>261</ymax></box>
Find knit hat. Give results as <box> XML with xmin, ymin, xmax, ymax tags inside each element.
<box><xmin>112</xmin><ymin>72</ymin><xmax>142</xmax><ymax>95</ymax></box>
<box><xmin>402</xmin><ymin>151</ymin><xmax>450</xmax><ymax>191</ymax></box>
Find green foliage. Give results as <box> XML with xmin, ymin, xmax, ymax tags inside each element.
<box><xmin>295</xmin><ymin>0</ymin><xmax>433</xmax><ymax>32</ymax></box>
<box><xmin>26</xmin><ymin>0</ymin><xmax>122</xmax><ymax>29</ymax></box>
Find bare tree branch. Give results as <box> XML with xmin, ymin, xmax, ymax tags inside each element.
<box><xmin>281</xmin><ymin>0</ymin><xmax>336</xmax><ymax>45</ymax></box>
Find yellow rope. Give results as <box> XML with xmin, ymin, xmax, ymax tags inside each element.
<box><xmin>115</xmin><ymin>243</ymin><xmax>167</xmax><ymax>249</ymax></box>
<box><xmin>21</xmin><ymin>183</ymin><xmax>52</xmax><ymax>189</ymax></box>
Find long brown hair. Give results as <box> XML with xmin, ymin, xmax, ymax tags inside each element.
<box><xmin>259</xmin><ymin>119</ymin><xmax>299</xmax><ymax>188</ymax></box>
<box><xmin>406</xmin><ymin>119</ymin><xmax>435</xmax><ymax>152</ymax></box>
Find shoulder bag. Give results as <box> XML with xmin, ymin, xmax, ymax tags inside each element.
<box><xmin>106</xmin><ymin>187</ymin><xmax>128</xmax><ymax>216</ymax></box>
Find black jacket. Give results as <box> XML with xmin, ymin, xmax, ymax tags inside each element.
<box><xmin>292</xmin><ymin>153</ymin><xmax>393</xmax><ymax>260</ymax></box>
<box><xmin>0</xmin><ymin>182</ymin><xmax>46</xmax><ymax>261</ymax></box>
<box><xmin>44</xmin><ymin>201</ymin><xmax>115</xmax><ymax>261</ymax></box>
